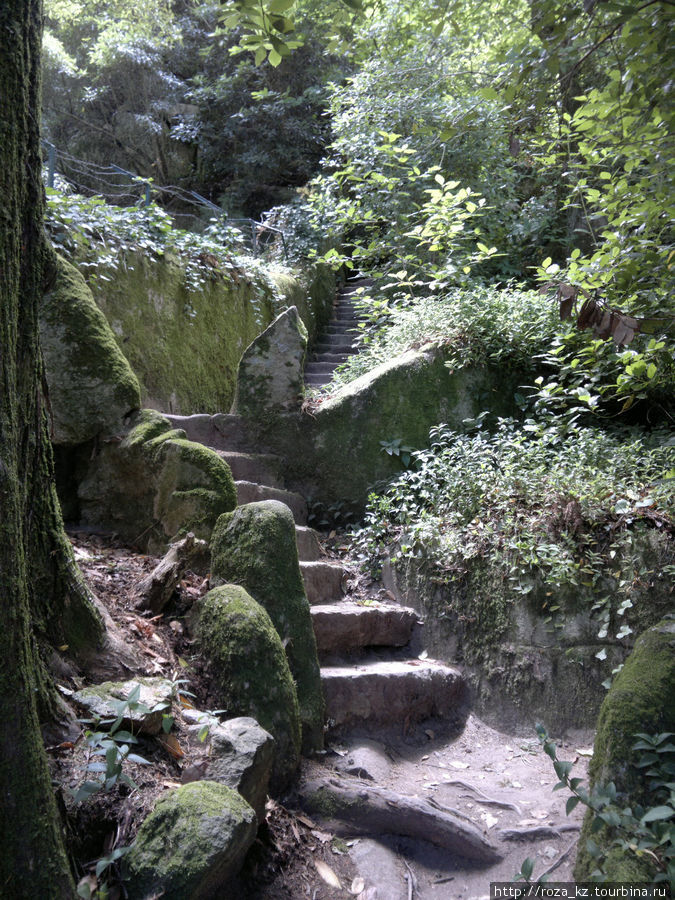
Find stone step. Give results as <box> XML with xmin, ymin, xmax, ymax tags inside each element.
<box><xmin>304</xmin><ymin>374</ymin><xmax>330</xmax><ymax>386</ymax></box>
<box><xmin>321</xmin><ymin>660</ymin><xmax>467</xmax><ymax>731</ymax></box>
<box><xmin>215</xmin><ymin>451</ymin><xmax>283</xmax><ymax>487</ymax></box>
<box><xmin>300</xmin><ymin>561</ymin><xmax>348</xmax><ymax>604</ymax></box>
<box><xmin>311</xmin><ymin>602</ymin><xmax>419</xmax><ymax>654</ymax></box>
<box><xmin>305</xmin><ymin>362</ymin><xmax>339</xmax><ymax>375</ymax></box>
<box><xmin>314</xmin><ymin>338</ymin><xmax>357</xmax><ymax>352</ymax></box>
<box><xmin>325</xmin><ymin>324</ymin><xmax>358</xmax><ymax>335</ymax></box>
<box><xmin>165</xmin><ymin>413</ymin><xmax>254</xmax><ymax>452</ymax></box>
<box><xmin>309</xmin><ymin>352</ymin><xmax>350</xmax><ymax>364</ymax></box>
<box><xmin>235</xmin><ymin>481</ymin><xmax>307</xmax><ymax>525</ymax></box>
<box><xmin>295</xmin><ymin>526</ymin><xmax>322</xmax><ymax>562</ymax></box>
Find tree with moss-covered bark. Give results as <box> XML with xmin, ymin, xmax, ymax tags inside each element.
<box><xmin>0</xmin><ymin>0</ymin><xmax>104</xmax><ymax>894</ymax></box>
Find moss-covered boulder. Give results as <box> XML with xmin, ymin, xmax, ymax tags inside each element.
<box><xmin>40</xmin><ymin>255</ymin><xmax>141</xmax><ymax>444</ymax></box>
<box><xmin>232</xmin><ymin>306</ymin><xmax>307</xmax><ymax>421</ymax></box>
<box><xmin>574</xmin><ymin>617</ymin><xmax>675</xmax><ymax>881</ymax></box>
<box><xmin>77</xmin><ymin>409</ymin><xmax>236</xmax><ymax>552</ymax></box>
<box><xmin>197</xmin><ymin>584</ymin><xmax>301</xmax><ymax>791</ymax></box>
<box><xmin>210</xmin><ymin>501</ymin><xmax>324</xmax><ymax>753</ymax></box>
<box><xmin>125</xmin><ymin>781</ymin><xmax>257</xmax><ymax>899</ymax></box>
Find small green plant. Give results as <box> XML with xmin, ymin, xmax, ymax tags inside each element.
<box><xmin>72</xmin><ymin>683</ymin><xmax>162</xmax><ymax>803</ymax></box>
<box><xmin>380</xmin><ymin>437</ymin><xmax>415</xmax><ymax>468</ymax></box>
<box><xmin>527</xmin><ymin>725</ymin><xmax>675</xmax><ymax>884</ymax></box>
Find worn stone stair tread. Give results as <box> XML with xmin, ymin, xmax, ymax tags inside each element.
<box><xmin>235</xmin><ymin>481</ymin><xmax>307</xmax><ymax>525</ymax></box>
<box><xmin>165</xmin><ymin>413</ymin><xmax>255</xmax><ymax>452</ymax></box>
<box><xmin>304</xmin><ymin>374</ymin><xmax>332</xmax><ymax>386</ymax></box>
<box><xmin>300</xmin><ymin>560</ymin><xmax>348</xmax><ymax>603</ymax></box>
<box><xmin>295</xmin><ymin>526</ymin><xmax>322</xmax><ymax>562</ymax></box>
<box><xmin>320</xmin><ymin>659</ymin><xmax>467</xmax><ymax>729</ymax></box>
<box><xmin>215</xmin><ymin>450</ymin><xmax>283</xmax><ymax>486</ymax></box>
<box><xmin>304</xmin><ymin>363</ymin><xmax>339</xmax><ymax>376</ymax></box>
<box><xmin>311</xmin><ymin>602</ymin><xmax>419</xmax><ymax>652</ymax></box>
<box><xmin>309</xmin><ymin>352</ymin><xmax>350</xmax><ymax>363</ymax></box>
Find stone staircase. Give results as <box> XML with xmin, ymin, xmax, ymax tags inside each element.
<box><xmin>303</xmin><ymin>276</ymin><xmax>372</xmax><ymax>389</ymax></box>
<box><xmin>167</xmin><ymin>312</ymin><xmax>467</xmax><ymax>738</ymax></box>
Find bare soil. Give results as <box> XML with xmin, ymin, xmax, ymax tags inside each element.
<box><xmin>52</xmin><ymin>531</ymin><xmax>589</xmax><ymax>899</ymax></box>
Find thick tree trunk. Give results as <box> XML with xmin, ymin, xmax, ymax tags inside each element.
<box><xmin>0</xmin><ymin>0</ymin><xmax>102</xmax><ymax>893</ymax></box>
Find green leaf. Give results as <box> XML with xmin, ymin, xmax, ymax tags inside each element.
<box><xmin>566</xmin><ymin>795</ymin><xmax>581</xmax><ymax>815</ymax></box>
<box><xmin>269</xmin><ymin>0</ymin><xmax>295</xmax><ymax>12</ymax></box>
<box><xmin>641</xmin><ymin>805</ymin><xmax>674</xmax><ymax>823</ymax></box>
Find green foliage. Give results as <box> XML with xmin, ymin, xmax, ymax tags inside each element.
<box><xmin>529</xmin><ymin>726</ymin><xmax>675</xmax><ymax>884</ymax></box>
<box><xmin>351</xmin><ymin>419</ymin><xmax>674</xmax><ymax>634</ymax></box>
<box><xmin>44</xmin><ymin>189</ymin><xmax>283</xmax><ymax>295</ymax></box>
<box><xmin>317</xmin><ymin>284</ymin><xmax>558</xmax><ymax>393</ymax></box>
<box><xmin>71</xmin><ymin>683</ymin><xmax>159</xmax><ymax>803</ymax></box>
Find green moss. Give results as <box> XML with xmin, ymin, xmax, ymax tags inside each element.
<box><xmin>77</xmin><ymin>409</ymin><xmax>236</xmax><ymax>552</ymax></box>
<box><xmin>574</xmin><ymin>618</ymin><xmax>675</xmax><ymax>881</ymax></box>
<box><xmin>126</xmin><ymin>781</ymin><xmax>257</xmax><ymax>899</ymax></box>
<box><xmin>40</xmin><ymin>255</ymin><xmax>141</xmax><ymax>444</ymax></box>
<box><xmin>197</xmin><ymin>584</ymin><xmax>302</xmax><ymax>790</ymax></box>
<box><xmin>210</xmin><ymin>502</ymin><xmax>324</xmax><ymax>754</ymax></box>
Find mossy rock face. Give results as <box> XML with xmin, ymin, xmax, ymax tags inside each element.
<box><xmin>85</xmin><ymin>253</ymin><xmax>334</xmax><ymax>415</ymax></box>
<box><xmin>197</xmin><ymin>584</ymin><xmax>301</xmax><ymax>791</ymax></box>
<box><xmin>77</xmin><ymin>409</ymin><xmax>236</xmax><ymax>552</ymax></box>
<box><xmin>210</xmin><ymin>501</ymin><xmax>324</xmax><ymax>754</ymax></box>
<box><xmin>125</xmin><ymin>781</ymin><xmax>257</xmax><ymax>899</ymax></box>
<box><xmin>40</xmin><ymin>255</ymin><xmax>141</xmax><ymax>444</ymax></box>
<box><xmin>575</xmin><ymin>617</ymin><xmax>675</xmax><ymax>881</ymax></box>
<box><xmin>259</xmin><ymin>347</ymin><xmax>520</xmax><ymax>512</ymax></box>
<box><xmin>232</xmin><ymin>306</ymin><xmax>307</xmax><ymax>421</ymax></box>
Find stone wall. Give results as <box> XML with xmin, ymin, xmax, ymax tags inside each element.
<box><xmin>87</xmin><ymin>253</ymin><xmax>335</xmax><ymax>414</ymax></box>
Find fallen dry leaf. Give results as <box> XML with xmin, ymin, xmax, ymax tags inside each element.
<box><xmin>350</xmin><ymin>877</ymin><xmax>366</xmax><ymax>895</ymax></box>
<box><xmin>315</xmin><ymin>859</ymin><xmax>341</xmax><ymax>890</ymax></box>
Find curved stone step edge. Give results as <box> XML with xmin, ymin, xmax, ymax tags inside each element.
<box><xmin>300</xmin><ymin>560</ymin><xmax>349</xmax><ymax>604</ymax></box>
<box><xmin>320</xmin><ymin>659</ymin><xmax>468</xmax><ymax>730</ymax></box>
<box><xmin>234</xmin><ymin>481</ymin><xmax>307</xmax><ymax>526</ymax></box>
<box><xmin>310</xmin><ymin>602</ymin><xmax>419</xmax><ymax>653</ymax></box>
<box><xmin>214</xmin><ymin>450</ymin><xmax>283</xmax><ymax>487</ymax></box>
<box><xmin>296</xmin><ymin>526</ymin><xmax>321</xmax><ymax>562</ymax></box>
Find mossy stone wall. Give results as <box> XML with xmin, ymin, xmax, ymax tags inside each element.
<box><xmin>41</xmin><ymin>256</ymin><xmax>141</xmax><ymax>444</ymax></box>
<box><xmin>384</xmin><ymin>526</ymin><xmax>674</xmax><ymax>733</ymax></box>
<box><xmin>87</xmin><ymin>253</ymin><xmax>334</xmax><ymax>414</ymax></box>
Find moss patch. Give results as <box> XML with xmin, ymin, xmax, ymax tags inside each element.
<box><xmin>574</xmin><ymin>618</ymin><xmax>675</xmax><ymax>881</ymax></box>
<box><xmin>76</xmin><ymin>409</ymin><xmax>236</xmax><ymax>552</ymax></box>
<box><xmin>197</xmin><ymin>584</ymin><xmax>302</xmax><ymax>791</ymax></box>
<box><xmin>126</xmin><ymin>781</ymin><xmax>257</xmax><ymax>899</ymax></box>
<box><xmin>210</xmin><ymin>502</ymin><xmax>324</xmax><ymax>754</ymax></box>
<box><xmin>40</xmin><ymin>255</ymin><xmax>141</xmax><ymax>444</ymax></box>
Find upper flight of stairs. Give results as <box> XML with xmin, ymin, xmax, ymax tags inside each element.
<box><xmin>304</xmin><ymin>276</ymin><xmax>372</xmax><ymax>389</ymax></box>
<box><xmin>167</xmin><ymin>293</ymin><xmax>467</xmax><ymax>736</ymax></box>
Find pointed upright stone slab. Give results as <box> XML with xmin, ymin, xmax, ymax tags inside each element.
<box><xmin>232</xmin><ymin>306</ymin><xmax>307</xmax><ymax>420</ymax></box>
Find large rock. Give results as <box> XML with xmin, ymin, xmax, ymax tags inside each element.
<box><xmin>205</xmin><ymin>717</ymin><xmax>275</xmax><ymax>822</ymax></box>
<box><xmin>40</xmin><ymin>255</ymin><xmax>141</xmax><ymax>444</ymax></box>
<box><xmin>210</xmin><ymin>501</ymin><xmax>324</xmax><ymax>754</ymax></box>
<box><xmin>257</xmin><ymin>346</ymin><xmax>520</xmax><ymax>512</ymax></box>
<box><xmin>76</xmin><ymin>409</ymin><xmax>236</xmax><ymax>553</ymax></box>
<box><xmin>125</xmin><ymin>781</ymin><xmax>257</xmax><ymax>899</ymax></box>
<box><xmin>196</xmin><ymin>585</ymin><xmax>301</xmax><ymax>791</ymax></box>
<box><xmin>232</xmin><ymin>306</ymin><xmax>307</xmax><ymax>420</ymax></box>
<box><xmin>575</xmin><ymin>618</ymin><xmax>675</xmax><ymax>881</ymax></box>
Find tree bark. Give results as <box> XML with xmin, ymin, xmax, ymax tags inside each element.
<box><xmin>0</xmin><ymin>0</ymin><xmax>103</xmax><ymax>893</ymax></box>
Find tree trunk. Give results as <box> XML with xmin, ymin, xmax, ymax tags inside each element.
<box><xmin>0</xmin><ymin>0</ymin><xmax>103</xmax><ymax>893</ymax></box>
